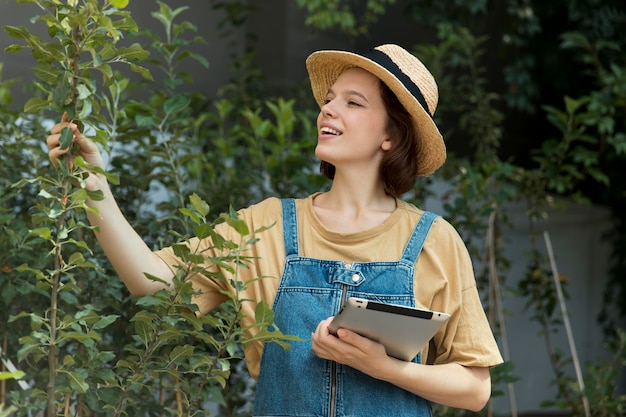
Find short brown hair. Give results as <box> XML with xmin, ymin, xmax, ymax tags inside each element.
<box><xmin>319</xmin><ymin>80</ymin><xmax>419</xmax><ymax>198</ymax></box>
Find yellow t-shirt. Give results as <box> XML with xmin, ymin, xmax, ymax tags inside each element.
<box><xmin>155</xmin><ymin>194</ymin><xmax>503</xmax><ymax>379</ymax></box>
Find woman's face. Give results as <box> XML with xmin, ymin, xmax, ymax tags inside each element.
<box><xmin>315</xmin><ymin>67</ymin><xmax>392</xmax><ymax>170</ymax></box>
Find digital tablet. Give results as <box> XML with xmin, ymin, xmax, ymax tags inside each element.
<box><xmin>328</xmin><ymin>297</ymin><xmax>450</xmax><ymax>361</ymax></box>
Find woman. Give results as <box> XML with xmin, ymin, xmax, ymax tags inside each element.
<box><xmin>47</xmin><ymin>44</ymin><xmax>503</xmax><ymax>416</ymax></box>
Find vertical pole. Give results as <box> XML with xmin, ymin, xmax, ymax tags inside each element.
<box><xmin>543</xmin><ymin>231</ymin><xmax>590</xmax><ymax>417</ymax></box>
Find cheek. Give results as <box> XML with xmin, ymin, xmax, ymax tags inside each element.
<box><xmin>369</xmin><ymin>118</ymin><xmax>389</xmax><ymax>140</ymax></box>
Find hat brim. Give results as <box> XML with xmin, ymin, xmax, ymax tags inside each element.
<box><xmin>306</xmin><ymin>50</ymin><xmax>445</xmax><ymax>176</ymax></box>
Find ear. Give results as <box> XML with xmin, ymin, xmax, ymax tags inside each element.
<box><xmin>381</xmin><ymin>135</ymin><xmax>393</xmax><ymax>151</ymax></box>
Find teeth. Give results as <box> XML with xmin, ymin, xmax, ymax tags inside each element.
<box><xmin>321</xmin><ymin>127</ymin><xmax>341</xmax><ymax>135</ymax></box>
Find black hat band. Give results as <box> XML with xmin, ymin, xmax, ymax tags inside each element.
<box><xmin>363</xmin><ymin>49</ymin><xmax>433</xmax><ymax>119</ymax></box>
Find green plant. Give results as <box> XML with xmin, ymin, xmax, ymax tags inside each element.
<box><xmin>195</xmin><ymin>97</ymin><xmax>324</xmax><ymax>214</ymax></box>
<box><xmin>403</xmin><ymin>3</ymin><xmax>626</xmax><ymax>414</ymax></box>
<box><xmin>516</xmin><ymin>29</ymin><xmax>626</xmax><ymax>417</ymax></box>
<box><xmin>4</xmin><ymin>1</ymin><xmax>149</xmax><ymax>414</ymax></box>
<box><xmin>537</xmin><ymin>322</ymin><xmax>626</xmax><ymax>416</ymax></box>
<box><xmin>2</xmin><ymin>1</ymin><xmax>302</xmax><ymax>415</ymax></box>
<box><xmin>412</xmin><ymin>24</ymin><xmax>519</xmax><ymax>417</ymax></box>
<box><xmin>101</xmin><ymin>195</ymin><xmax>299</xmax><ymax>415</ymax></box>
<box><xmin>294</xmin><ymin>0</ymin><xmax>398</xmax><ymax>38</ymax></box>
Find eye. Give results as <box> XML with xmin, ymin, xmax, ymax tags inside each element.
<box><xmin>348</xmin><ymin>100</ymin><xmax>362</xmax><ymax>107</ymax></box>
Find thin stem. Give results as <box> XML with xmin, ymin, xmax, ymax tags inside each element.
<box><xmin>1</xmin><ymin>334</ymin><xmax>6</xmax><ymax>404</ymax></box>
<box><xmin>47</xmin><ymin>15</ymin><xmax>84</xmax><ymax>415</ymax></box>
<box><xmin>47</xmin><ymin>178</ymin><xmax>71</xmax><ymax>417</ymax></box>
<box><xmin>486</xmin><ymin>207</ymin><xmax>518</xmax><ymax>417</ymax></box>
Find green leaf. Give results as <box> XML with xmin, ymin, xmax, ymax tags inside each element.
<box><xmin>29</xmin><ymin>227</ymin><xmax>51</xmax><ymax>240</ymax></box>
<box><xmin>76</xmin><ymin>84</ymin><xmax>92</xmax><ymax>100</ymax></box>
<box><xmin>563</xmin><ymin>95</ymin><xmax>588</xmax><ymax>115</ymax></box>
<box><xmin>110</xmin><ymin>0</ymin><xmax>129</xmax><ymax>8</ymax></box>
<box><xmin>99</xmin><ymin>43</ymin><xmax>117</xmax><ymax>61</ymax></box>
<box><xmin>182</xmin><ymin>51</ymin><xmax>209</xmax><ymax>69</ymax></box>
<box><xmin>103</xmin><ymin>171</ymin><xmax>120</xmax><ymax>185</ymax></box>
<box><xmin>194</xmin><ymin>223</ymin><xmax>213</xmax><ymax>240</ymax></box>
<box><xmin>3</xmin><ymin>25</ymin><xmax>31</xmax><ymax>41</ymax></box>
<box><xmin>63</xmin><ymin>355</ymin><xmax>76</xmax><ymax>366</ymax></box>
<box><xmin>4</xmin><ymin>44</ymin><xmax>24</xmax><ymax>53</ymax></box>
<box><xmin>226</xmin><ymin>341</ymin><xmax>237</xmax><ymax>357</ymax></box>
<box><xmin>172</xmin><ymin>243</ymin><xmax>192</xmax><ymax>260</ymax></box>
<box><xmin>94</xmin><ymin>368</ymin><xmax>117</xmax><ymax>383</ymax></box>
<box><xmin>63</xmin><ymin>369</ymin><xmax>89</xmax><ymax>394</ymax></box>
<box><xmin>136</xmin><ymin>114</ymin><xmax>155</xmax><ymax>128</ymax></box>
<box><xmin>164</xmin><ymin>94</ymin><xmax>191</xmax><ymax>115</ymax></box>
<box><xmin>38</xmin><ymin>189</ymin><xmax>55</xmax><ymax>199</ymax></box>
<box><xmin>190</xmin><ymin>193</ymin><xmax>210</xmax><ymax>217</ymax></box>
<box><xmin>23</xmin><ymin>97</ymin><xmax>49</xmax><ymax>113</ymax></box>
<box><xmin>17</xmin><ymin>342</ymin><xmax>43</xmax><ymax>363</ymax></box>
<box><xmin>67</xmin><ymin>252</ymin><xmax>85</xmax><ymax>266</ymax></box>
<box><xmin>96</xmin><ymin>62</ymin><xmax>114</xmax><ymax>83</ymax></box>
<box><xmin>178</xmin><ymin>207</ymin><xmax>201</xmax><ymax>225</ymax></box>
<box><xmin>221</xmin><ymin>214</ymin><xmax>250</xmax><ymax>236</ymax></box>
<box><xmin>254</xmin><ymin>301</ymin><xmax>275</xmax><ymax>327</ymax></box>
<box><xmin>0</xmin><ymin>370</ymin><xmax>25</xmax><ymax>381</ymax></box>
<box><xmin>560</xmin><ymin>31</ymin><xmax>589</xmax><ymax>50</ymax></box>
<box><xmin>60</xmin><ymin>126</ymin><xmax>74</xmax><ymax>150</ymax></box>
<box><xmin>58</xmin><ymin>330</ymin><xmax>101</xmax><ymax>343</ymax></box>
<box><xmin>129</xmin><ymin>63</ymin><xmax>153</xmax><ymax>80</ymax></box>
<box><xmin>93</xmin><ymin>315</ymin><xmax>119</xmax><ymax>330</ymax></box>
<box><xmin>169</xmin><ymin>344</ymin><xmax>194</xmax><ymax>364</ymax></box>
<box><xmin>77</xmin><ymin>99</ymin><xmax>93</xmax><ymax>119</ymax></box>
<box><xmin>117</xmin><ymin>43</ymin><xmax>150</xmax><ymax>61</ymax></box>
<box><xmin>33</xmin><ymin>63</ymin><xmax>61</xmax><ymax>84</ymax></box>
<box><xmin>53</xmin><ymin>73</ymin><xmax>72</xmax><ymax>107</ymax></box>
<box><xmin>135</xmin><ymin>291</ymin><xmax>167</xmax><ymax>307</ymax></box>
<box><xmin>133</xmin><ymin>317</ymin><xmax>155</xmax><ymax>343</ymax></box>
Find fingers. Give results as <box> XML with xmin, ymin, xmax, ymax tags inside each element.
<box><xmin>49</xmin><ymin>113</ymin><xmax>93</xmax><ymax>151</ymax></box>
<box><xmin>315</xmin><ymin>316</ymin><xmax>333</xmax><ymax>334</ymax></box>
<box><xmin>50</xmin><ymin>112</ymin><xmax>72</xmax><ymax>135</ymax></box>
<box><xmin>311</xmin><ymin>317</ymin><xmax>356</xmax><ymax>361</ymax></box>
<box><xmin>312</xmin><ymin>316</ymin><xmax>389</xmax><ymax>365</ymax></box>
<box><xmin>47</xmin><ymin>120</ymin><xmax>78</xmax><ymax>168</ymax></box>
<box><xmin>47</xmin><ymin>130</ymin><xmax>69</xmax><ymax>168</ymax></box>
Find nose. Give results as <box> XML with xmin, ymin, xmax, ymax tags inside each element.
<box><xmin>320</xmin><ymin>99</ymin><xmax>336</xmax><ymax>117</ymax></box>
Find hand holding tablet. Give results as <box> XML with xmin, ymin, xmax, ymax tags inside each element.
<box><xmin>328</xmin><ymin>297</ymin><xmax>450</xmax><ymax>361</ymax></box>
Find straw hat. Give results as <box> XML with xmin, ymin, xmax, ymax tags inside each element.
<box><xmin>306</xmin><ymin>44</ymin><xmax>446</xmax><ymax>176</ymax></box>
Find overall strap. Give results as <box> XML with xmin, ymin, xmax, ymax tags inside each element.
<box><xmin>400</xmin><ymin>211</ymin><xmax>438</xmax><ymax>264</ymax></box>
<box><xmin>281</xmin><ymin>198</ymin><xmax>299</xmax><ymax>256</ymax></box>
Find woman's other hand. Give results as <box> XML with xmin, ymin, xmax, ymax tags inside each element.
<box><xmin>311</xmin><ymin>317</ymin><xmax>392</xmax><ymax>377</ymax></box>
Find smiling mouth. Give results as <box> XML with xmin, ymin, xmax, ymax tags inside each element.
<box><xmin>320</xmin><ymin>126</ymin><xmax>342</xmax><ymax>135</ymax></box>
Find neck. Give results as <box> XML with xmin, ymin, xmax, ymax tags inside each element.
<box><xmin>312</xmin><ymin>184</ymin><xmax>397</xmax><ymax>233</ymax></box>
<box><xmin>317</xmin><ymin>169</ymin><xmax>396</xmax><ymax>213</ymax></box>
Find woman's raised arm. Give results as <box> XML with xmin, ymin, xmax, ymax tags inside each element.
<box><xmin>47</xmin><ymin>114</ymin><xmax>174</xmax><ymax>295</ymax></box>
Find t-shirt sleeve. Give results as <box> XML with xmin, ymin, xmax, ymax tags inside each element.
<box><xmin>419</xmin><ymin>217</ymin><xmax>504</xmax><ymax>368</ymax></box>
<box><xmin>431</xmin><ymin>284</ymin><xmax>504</xmax><ymax>367</ymax></box>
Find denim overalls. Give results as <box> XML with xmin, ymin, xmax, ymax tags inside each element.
<box><xmin>253</xmin><ymin>199</ymin><xmax>438</xmax><ymax>417</ymax></box>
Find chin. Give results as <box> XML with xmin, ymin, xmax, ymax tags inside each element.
<box><xmin>314</xmin><ymin>146</ymin><xmax>328</xmax><ymax>161</ymax></box>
